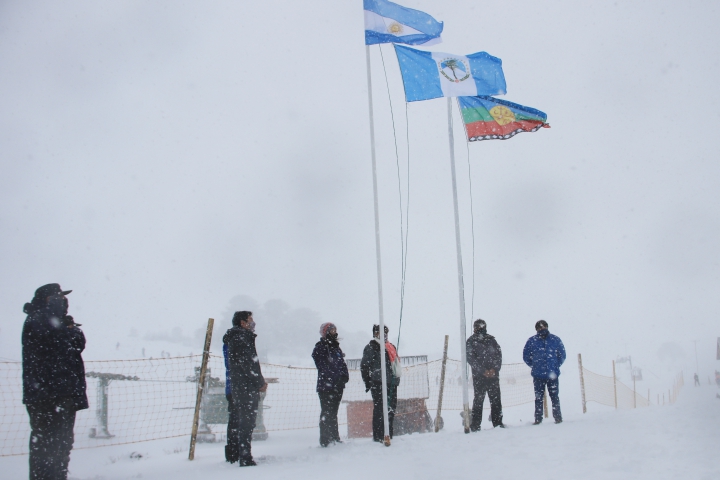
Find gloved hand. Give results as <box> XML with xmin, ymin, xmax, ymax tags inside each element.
<box><xmin>63</xmin><ymin>315</ymin><xmax>82</xmax><ymax>327</ymax></box>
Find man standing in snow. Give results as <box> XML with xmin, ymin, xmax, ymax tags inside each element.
<box><xmin>312</xmin><ymin>322</ymin><xmax>349</xmax><ymax>447</ymax></box>
<box><xmin>361</xmin><ymin>325</ymin><xmax>401</xmax><ymax>443</ymax></box>
<box><xmin>523</xmin><ymin>320</ymin><xmax>566</xmax><ymax>425</ymax></box>
<box><xmin>466</xmin><ymin>319</ymin><xmax>504</xmax><ymax>431</ymax></box>
<box><xmin>222</xmin><ymin>339</ymin><xmax>240</xmax><ymax>463</ymax></box>
<box><xmin>223</xmin><ymin>311</ymin><xmax>267</xmax><ymax>467</ymax></box>
<box><xmin>22</xmin><ymin>283</ymin><xmax>88</xmax><ymax>480</ymax></box>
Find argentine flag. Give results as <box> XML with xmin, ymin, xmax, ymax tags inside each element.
<box><xmin>364</xmin><ymin>0</ymin><xmax>443</xmax><ymax>46</ymax></box>
<box><xmin>394</xmin><ymin>44</ymin><xmax>507</xmax><ymax>102</ymax></box>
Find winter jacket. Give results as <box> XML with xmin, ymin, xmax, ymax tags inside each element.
<box><xmin>223</xmin><ymin>326</ymin><xmax>265</xmax><ymax>398</ymax></box>
<box><xmin>466</xmin><ymin>332</ymin><xmax>502</xmax><ymax>378</ymax></box>
<box><xmin>361</xmin><ymin>339</ymin><xmax>400</xmax><ymax>390</ymax></box>
<box><xmin>223</xmin><ymin>343</ymin><xmax>231</xmax><ymax>396</ymax></box>
<box><xmin>312</xmin><ymin>338</ymin><xmax>349</xmax><ymax>393</ymax></box>
<box><xmin>21</xmin><ymin>301</ymin><xmax>88</xmax><ymax>410</ymax></box>
<box><xmin>523</xmin><ymin>329</ymin><xmax>566</xmax><ymax>379</ymax></box>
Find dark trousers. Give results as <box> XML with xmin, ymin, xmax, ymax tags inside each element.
<box><xmin>225</xmin><ymin>394</ymin><xmax>240</xmax><ymax>462</ymax></box>
<box><xmin>233</xmin><ymin>392</ymin><xmax>259</xmax><ymax>462</ymax></box>
<box><xmin>533</xmin><ymin>377</ymin><xmax>561</xmax><ymax>422</ymax></box>
<box><xmin>318</xmin><ymin>390</ymin><xmax>343</xmax><ymax>446</ymax></box>
<box><xmin>370</xmin><ymin>384</ymin><xmax>397</xmax><ymax>442</ymax></box>
<box><xmin>26</xmin><ymin>397</ymin><xmax>76</xmax><ymax>480</ymax></box>
<box><xmin>471</xmin><ymin>375</ymin><xmax>503</xmax><ymax>431</ymax></box>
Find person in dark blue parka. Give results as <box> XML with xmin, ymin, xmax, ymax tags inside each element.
<box><xmin>312</xmin><ymin>322</ymin><xmax>349</xmax><ymax>447</ymax></box>
<box><xmin>223</xmin><ymin>311</ymin><xmax>267</xmax><ymax>467</ymax></box>
<box><xmin>222</xmin><ymin>342</ymin><xmax>241</xmax><ymax>464</ymax></box>
<box><xmin>523</xmin><ymin>320</ymin><xmax>566</xmax><ymax>424</ymax></box>
<box><xmin>22</xmin><ymin>283</ymin><xmax>88</xmax><ymax>480</ymax></box>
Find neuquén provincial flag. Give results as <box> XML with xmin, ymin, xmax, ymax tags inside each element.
<box><xmin>394</xmin><ymin>44</ymin><xmax>506</xmax><ymax>102</ymax></box>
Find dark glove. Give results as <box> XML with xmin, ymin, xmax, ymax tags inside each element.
<box><xmin>62</xmin><ymin>315</ymin><xmax>81</xmax><ymax>327</ymax></box>
<box><xmin>364</xmin><ymin>382</ymin><xmax>371</xmax><ymax>392</ymax></box>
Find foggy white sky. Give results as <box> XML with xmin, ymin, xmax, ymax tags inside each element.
<box><xmin>1</xmin><ymin>1</ymin><xmax>719</xmax><ymax>384</ymax></box>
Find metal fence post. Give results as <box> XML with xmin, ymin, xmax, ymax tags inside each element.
<box><xmin>578</xmin><ymin>354</ymin><xmax>587</xmax><ymax>414</ymax></box>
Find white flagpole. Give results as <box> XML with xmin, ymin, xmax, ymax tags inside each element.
<box><xmin>447</xmin><ymin>97</ymin><xmax>471</xmax><ymax>433</ymax></box>
<box><xmin>365</xmin><ymin>44</ymin><xmax>391</xmax><ymax>446</ymax></box>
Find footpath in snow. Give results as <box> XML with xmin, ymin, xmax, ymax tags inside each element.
<box><xmin>2</xmin><ymin>386</ymin><xmax>718</xmax><ymax>479</ymax></box>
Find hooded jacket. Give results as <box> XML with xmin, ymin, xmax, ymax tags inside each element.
<box><xmin>21</xmin><ymin>299</ymin><xmax>88</xmax><ymax>409</ymax></box>
<box><xmin>523</xmin><ymin>329</ymin><xmax>566</xmax><ymax>379</ymax></box>
<box><xmin>223</xmin><ymin>326</ymin><xmax>265</xmax><ymax>398</ymax></box>
<box><xmin>312</xmin><ymin>337</ymin><xmax>349</xmax><ymax>393</ymax></box>
<box><xmin>466</xmin><ymin>332</ymin><xmax>502</xmax><ymax>378</ymax></box>
<box><xmin>361</xmin><ymin>339</ymin><xmax>400</xmax><ymax>390</ymax></box>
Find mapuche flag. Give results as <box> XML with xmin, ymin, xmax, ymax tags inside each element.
<box><xmin>364</xmin><ymin>0</ymin><xmax>443</xmax><ymax>46</ymax></box>
<box><xmin>458</xmin><ymin>95</ymin><xmax>549</xmax><ymax>142</ymax></box>
<box><xmin>394</xmin><ymin>44</ymin><xmax>506</xmax><ymax>102</ymax></box>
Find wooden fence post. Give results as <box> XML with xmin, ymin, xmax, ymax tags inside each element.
<box><xmin>435</xmin><ymin>335</ymin><xmax>449</xmax><ymax>432</ymax></box>
<box><xmin>578</xmin><ymin>354</ymin><xmax>587</xmax><ymax>414</ymax></box>
<box><xmin>612</xmin><ymin>360</ymin><xmax>618</xmax><ymax>410</ymax></box>
<box><xmin>188</xmin><ymin>318</ymin><xmax>214</xmax><ymax>461</ymax></box>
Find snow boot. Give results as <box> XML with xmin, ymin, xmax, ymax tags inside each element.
<box><xmin>225</xmin><ymin>445</ymin><xmax>239</xmax><ymax>464</ymax></box>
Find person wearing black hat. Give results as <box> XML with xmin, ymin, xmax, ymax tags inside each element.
<box><xmin>22</xmin><ymin>283</ymin><xmax>88</xmax><ymax>480</ymax></box>
<box><xmin>466</xmin><ymin>319</ymin><xmax>504</xmax><ymax>431</ymax></box>
<box><xmin>523</xmin><ymin>320</ymin><xmax>566</xmax><ymax>425</ymax></box>
<box><xmin>361</xmin><ymin>324</ymin><xmax>401</xmax><ymax>443</ymax></box>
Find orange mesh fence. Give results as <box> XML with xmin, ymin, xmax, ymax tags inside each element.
<box><xmin>582</xmin><ymin>368</ymin><xmax>617</xmax><ymax>408</ymax></box>
<box><xmin>581</xmin><ymin>365</ymin><xmax>683</xmax><ymax>410</ymax></box>
<box><xmin>1</xmin><ymin>355</ymin><xmax>535</xmax><ymax>456</ymax></box>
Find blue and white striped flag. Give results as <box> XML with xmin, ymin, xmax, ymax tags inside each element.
<box><xmin>364</xmin><ymin>0</ymin><xmax>443</xmax><ymax>46</ymax></box>
<box><xmin>394</xmin><ymin>44</ymin><xmax>507</xmax><ymax>102</ymax></box>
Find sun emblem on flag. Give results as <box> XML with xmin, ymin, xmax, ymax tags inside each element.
<box><xmin>489</xmin><ymin>105</ymin><xmax>516</xmax><ymax>125</ymax></box>
<box><xmin>439</xmin><ymin>57</ymin><xmax>471</xmax><ymax>83</ymax></box>
<box><xmin>387</xmin><ymin>22</ymin><xmax>404</xmax><ymax>35</ymax></box>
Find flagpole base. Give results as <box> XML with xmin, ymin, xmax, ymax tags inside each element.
<box><xmin>383</xmin><ymin>436</ymin><xmax>391</xmax><ymax>447</ymax></box>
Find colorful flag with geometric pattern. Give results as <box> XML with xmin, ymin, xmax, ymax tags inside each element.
<box><xmin>458</xmin><ymin>95</ymin><xmax>549</xmax><ymax>142</ymax></box>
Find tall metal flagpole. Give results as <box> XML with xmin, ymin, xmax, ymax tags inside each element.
<box><xmin>365</xmin><ymin>44</ymin><xmax>391</xmax><ymax>446</ymax></box>
<box><xmin>447</xmin><ymin>97</ymin><xmax>471</xmax><ymax>433</ymax></box>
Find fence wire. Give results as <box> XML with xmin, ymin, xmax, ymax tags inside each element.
<box><xmin>1</xmin><ymin>356</ymin><xmax>535</xmax><ymax>457</ymax></box>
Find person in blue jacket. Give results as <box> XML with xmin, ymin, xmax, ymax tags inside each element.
<box><xmin>312</xmin><ymin>322</ymin><xmax>349</xmax><ymax>447</ymax></box>
<box><xmin>523</xmin><ymin>320</ymin><xmax>566</xmax><ymax>425</ymax></box>
<box><xmin>22</xmin><ymin>283</ymin><xmax>88</xmax><ymax>480</ymax></box>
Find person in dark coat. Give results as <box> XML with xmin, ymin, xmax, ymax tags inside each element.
<box><xmin>312</xmin><ymin>322</ymin><xmax>349</xmax><ymax>447</ymax></box>
<box><xmin>466</xmin><ymin>319</ymin><xmax>504</xmax><ymax>431</ymax></box>
<box><xmin>361</xmin><ymin>325</ymin><xmax>400</xmax><ymax>443</ymax></box>
<box><xmin>22</xmin><ymin>283</ymin><xmax>88</xmax><ymax>480</ymax></box>
<box><xmin>222</xmin><ymin>341</ymin><xmax>241</xmax><ymax>464</ymax></box>
<box><xmin>523</xmin><ymin>320</ymin><xmax>566</xmax><ymax>424</ymax></box>
<box><xmin>223</xmin><ymin>311</ymin><xmax>267</xmax><ymax>467</ymax></box>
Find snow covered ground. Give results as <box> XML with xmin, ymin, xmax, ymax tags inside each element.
<box><xmin>2</xmin><ymin>385</ymin><xmax>717</xmax><ymax>479</ymax></box>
